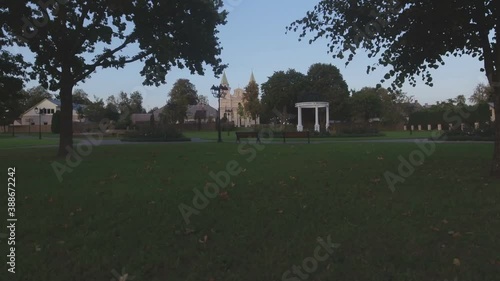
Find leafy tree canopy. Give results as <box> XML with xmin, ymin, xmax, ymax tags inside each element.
<box><xmin>287</xmin><ymin>0</ymin><xmax>500</xmax><ymax>176</ymax></box>
<box><xmin>1</xmin><ymin>0</ymin><xmax>227</xmax><ymax>155</ymax></box>
<box><xmin>243</xmin><ymin>80</ymin><xmax>261</xmax><ymax>122</ymax></box>
<box><xmin>306</xmin><ymin>63</ymin><xmax>350</xmax><ymax>120</ymax></box>
<box><xmin>261</xmin><ymin>69</ymin><xmax>308</xmax><ymax>123</ymax></box>
<box><xmin>350</xmin><ymin>87</ymin><xmax>384</xmax><ymax>122</ymax></box>
<box><xmin>167</xmin><ymin>79</ymin><xmax>199</xmax><ymax>124</ymax></box>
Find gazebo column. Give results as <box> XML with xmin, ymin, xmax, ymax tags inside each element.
<box><xmin>325</xmin><ymin>106</ymin><xmax>330</xmax><ymax>131</ymax></box>
<box><xmin>314</xmin><ymin>106</ymin><xmax>320</xmax><ymax>132</ymax></box>
<box><xmin>297</xmin><ymin>106</ymin><xmax>303</xmax><ymax>132</ymax></box>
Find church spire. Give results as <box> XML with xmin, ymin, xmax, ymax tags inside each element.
<box><xmin>221</xmin><ymin>72</ymin><xmax>229</xmax><ymax>86</ymax></box>
<box><xmin>249</xmin><ymin>71</ymin><xmax>256</xmax><ymax>83</ymax></box>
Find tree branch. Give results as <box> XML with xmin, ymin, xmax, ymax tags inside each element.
<box><xmin>74</xmin><ymin>36</ymin><xmax>135</xmax><ymax>82</ymax></box>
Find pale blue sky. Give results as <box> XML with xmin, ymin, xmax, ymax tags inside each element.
<box><xmin>17</xmin><ymin>0</ymin><xmax>487</xmax><ymax>111</ymax></box>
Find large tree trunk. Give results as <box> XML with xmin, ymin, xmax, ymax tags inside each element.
<box><xmin>491</xmin><ymin>91</ymin><xmax>500</xmax><ymax>178</ymax></box>
<box><xmin>57</xmin><ymin>67</ymin><xmax>74</xmax><ymax>157</ymax></box>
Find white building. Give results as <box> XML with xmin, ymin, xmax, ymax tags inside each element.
<box><xmin>14</xmin><ymin>98</ymin><xmax>85</xmax><ymax>125</ymax></box>
<box><xmin>219</xmin><ymin>72</ymin><xmax>260</xmax><ymax>127</ymax></box>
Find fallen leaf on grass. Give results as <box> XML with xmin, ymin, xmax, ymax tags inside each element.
<box><xmin>219</xmin><ymin>191</ymin><xmax>229</xmax><ymax>200</ymax></box>
<box><xmin>453</xmin><ymin>258</ymin><xmax>461</xmax><ymax>266</ymax></box>
<box><xmin>430</xmin><ymin>227</ymin><xmax>440</xmax><ymax>232</ymax></box>
<box><xmin>199</xmin><ymin>235</ymin><xmax>208</xmax><ymax>244</ymax></box>
<box><xmin>277</xmin><ymin>209</ymin><xmax>284</xmax><ymax>214</ymax></box>
<box><xmin>377</xmin><ymin>156</ymin><xmax>384</xmax><ymax>160</ymax></box>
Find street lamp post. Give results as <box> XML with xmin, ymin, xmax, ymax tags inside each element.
<box><xmin>34</xmin><ymin>107</ymin><xmax>45</xmax><ymax>140</ymax></box>
<box><xmin>211</xmin><ymin>84</ymin><xmax>228</xmax><ymax>143</ymax></box>
<box><xmin>225</xmin><ymin>109</ymin><xmax>233</xmax><ymax>136</ymax></box>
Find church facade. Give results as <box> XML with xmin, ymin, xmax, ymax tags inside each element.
<box><xmin>219</xmin><ymin>72</ymin><xmax>260</xmax><ymax>127</ymax></box>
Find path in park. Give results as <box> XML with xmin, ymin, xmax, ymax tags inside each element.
<box><xmin>1</xmin><ymin>135</ymin><xmax>494</xmax><ymax>150</ymax></box>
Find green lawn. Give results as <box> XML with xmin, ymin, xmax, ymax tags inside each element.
<box><xmin>1</xmin><ymin>142</ymin><xmax>499</xmax><ymax>281</ymax></box>
<box><xmin>0</xmin><ymin>136</ymin><xmax>59</xmax><ymax>149</ymax></box>
<box><xmin>184</xmin><ymin>130</ymin><xmax>437</xmax><ymax>142</ymax></box>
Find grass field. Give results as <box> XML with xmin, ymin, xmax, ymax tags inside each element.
<box><xmin>1</xmin><ymin>141</ymin><xmax>499</xmax><ymax>281</ymax></box>
<box><xmin>0</xmin><ymin>135</ymin><xmax>59</xmax><ymax>149</ymax></box>
<box><xmin>183</xmin><ymin>130</ymin><xmax>437</xmax><ymax>141</ymax></box>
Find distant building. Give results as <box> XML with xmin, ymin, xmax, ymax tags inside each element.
<box><xmin>219</xmin><ymin>72</ymin><xmax>260</xmax><ymax>127</ymax></box>
<box><xmin>131</xmin><ymin>104</ymin><xmax>217</xmax><ymax>124</ymax></box>
<box><xmin>14</xmin><ymin>98</ymin><xmax>85</xmax><ymax>125</ymax></box>
<box><xmin>185</xmin><ymin>104</ymin><xmax>217</xmax><ymax>123</ymax></box>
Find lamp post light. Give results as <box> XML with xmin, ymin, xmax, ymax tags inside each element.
<box><xmin>211</xmin><ymin>84</ymin><xmax>228</xmax><ymax>143</ymax></box>
<box><xmin>34</xmin><ymin>107</ymin><xmax>45</xmax><ymax>140</ymax></box>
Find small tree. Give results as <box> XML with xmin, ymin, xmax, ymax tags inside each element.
<box><xmin>51</xmin><ymin>110</ymin><xmax>61</xmax><ymax>134</ymax></box>
<box><xmin>243</xmin><ymin>80</ymin><xmax>261</xmax><ymax>125</ymax></box>
<box><xmin>168</xmin><ymin>79</ymin><xmax>199</xmax><ymax>124</ymax></box>
<box><xmin>237</xmin><ymin>102</ymin><xmax>245</xmax><ymax>127</ymax></box>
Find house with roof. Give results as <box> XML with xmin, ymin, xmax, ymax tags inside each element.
<box><xmin>131</xmin><ymin>103</ymin><xmax>218</xmax><ymax>125</ymax></box>
<box><xmin>13</xmin><ymin>98</ymin><xmax>85</xmax><ymax>126</ymax></box>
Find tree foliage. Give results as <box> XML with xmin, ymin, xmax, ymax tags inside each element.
<box><xmin>288</xmin><ymin>0</ymin><xmax>500</xmax><ymax>176</ymax></box>
<box><xmin>0</xmin><ymin>51</ymin><xmax>28</xmax><ymax>124</ymax></box>
<box><xmin>470</xmin><ymin>83</ymin><xmax>494</xmax><ymax>104</ymax></box>
<box><xmin>350</xmin><ymin>87</ymin><xmax>384</xmax><ymax>122</ymax></box>
<box><xmin>167</xmin><ymin>79</ymin><xmax>199</xmax><ymax>124</ymax></box>
<box><xmin>261</xmin><ymin>69</ymin><xmax>308</xmax><ymax>123</ymax></box>
<box><xmin>198</xmin><ymin>95</ymin><xmax>209</xmax><ymax>105</ymax></box>
<box><xmin>51</xmin><ymin>110</ymin><xmax>60</xmax><ymax>133</ymax></box>
<box><xmin>1</xmin><ymin>0</ymin><xmax>227</xmax><ymax>155</ymax></box>
<box><xmin>306</xmin><ymin>63</ymin><xmax>350</xmax><ymax>120</ymax></box>
<box><xmin>83</xmin><ymin>97</ymin><xmax>106</xmax><ymax>122</ymax></box>
<box><xmin>22</xmin><ymin>85</ymin><xmax>53</xmax><ymax>110</ymax></box>
<box><xmin>106</xmin><ymin>91</ymin><xmax>145</xmax><ymax>128</ymax></box>
<box><xmin>243</xmin><ymin>80</ymin><xmax>261</xmax><ymax>123</ymax></box>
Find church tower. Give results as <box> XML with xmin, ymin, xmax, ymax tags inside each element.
<box><xmin>249</xmin><ymin>71</ymin><xmax>256</xmax><ymax>83</ymax></box>
<box><xmin>221</xmin><ymin>72</ymin><xmax>229</xmax><ymax>87</ymax></box>
<box><xmin>220</xmin><ymin>71</ymin><xmax>231</xmax><ymax>100</ymax></box>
